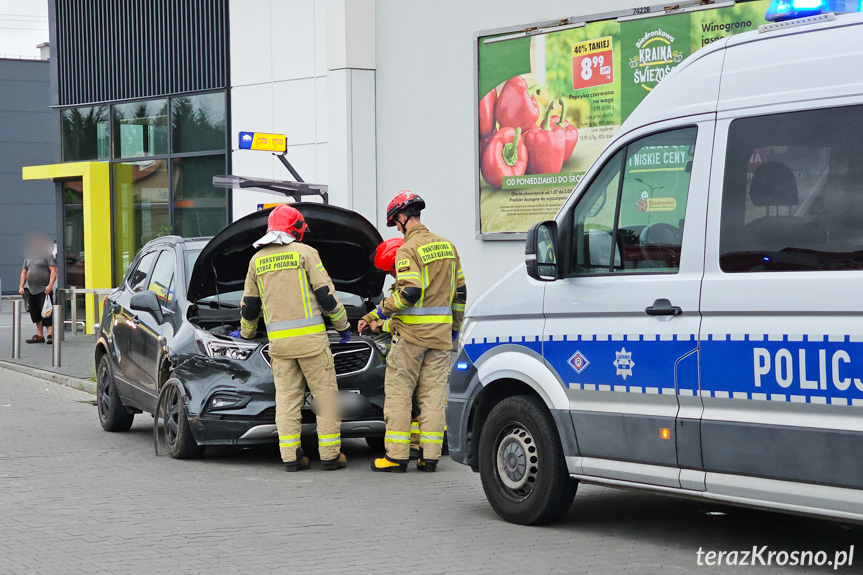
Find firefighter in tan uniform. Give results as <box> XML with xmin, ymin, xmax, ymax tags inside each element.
<box><xmin>240</xmin><ymin>205</ymin><xmax>352</xmax><ymax>472</ymax></box>
<box><xmin>359</xmin><ymin>192</ymin><xmax>467</xmax><ymax>472</ymax></box>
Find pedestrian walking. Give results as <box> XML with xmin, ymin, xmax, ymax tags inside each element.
<box><xmin>359</xmin><ymin>192</ymin><xmax>467</xmax><ymax>472</ymax></box>
<box><xmin>18</xmin><ymin>232</ymin><xmax>57</xmax><ymax>344</ymax></box>
<box><xmin>237</xmin><ymin>205</ymin><xmax>352</xmax><ymax>472</ymax></box>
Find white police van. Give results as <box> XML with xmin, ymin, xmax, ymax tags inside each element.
<box><xmin>448</xmin><ymin>3</ymin><xmax>863</xmax><ymax>525</ymax></box>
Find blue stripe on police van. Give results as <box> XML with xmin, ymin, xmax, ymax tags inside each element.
<box><xmin>466</xmin><ymin>331</ymin><xmax>863</xmax><ymax>407</ymax></box>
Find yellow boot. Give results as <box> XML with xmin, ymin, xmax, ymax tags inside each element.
<box><xmin>370</xmin><ymin>456</ymin><xmax>407</xmax><ymax>473</ymax></box>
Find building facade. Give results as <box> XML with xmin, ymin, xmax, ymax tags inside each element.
<box><xmin>25</xmin><ymin>0</ymin><xmax>691</xmax><ymax>304</ymax></box>
<box><xmin>0</xmin><ymin>57</ymin><xmax>56</xmax><ymax>294</ymax></box>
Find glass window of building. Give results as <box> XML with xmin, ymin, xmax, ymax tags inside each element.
<box><xmin>172</xmin><ymin>154</ymin><xmax>228</xmax><ymax>238</ymax></box>
<box><xmin>61</xmin><ymin>106</ymin><xmax>109</xmax><ymax>161</ymax></box>
<box><xmin>112</xmin><ymin>99</ymin><xmax>168</xmax><ymax>159</ymax></box>
<box><xmin>113</xmin><ymin>160</ymin><xmax>171</xmax><ymax>280</ymax></box>
<box><xmin>171</xmin><ymin>93</ymin><xmax>226</xmax><ymax>154</ymax></box>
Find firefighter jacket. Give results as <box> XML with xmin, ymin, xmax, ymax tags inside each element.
<box><xmin>241</xmin><ymin>242</ymin><xmax>349</xmax><ymax>359</ymax></box>
<box><xmin>362</xmin><ymin>224</ymin><xmax>466</xmax><ymax>350</ymax></box>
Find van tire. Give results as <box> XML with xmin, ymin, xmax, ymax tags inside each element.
<box><xmin>96</xmin><ymin>356</ymin><xmax>135</xmax><ymax>432</ymax></box>
<box><xmin>478</xmin><ymin>396</ymin><xmax>577</xmax><ymax>525</ymax></box>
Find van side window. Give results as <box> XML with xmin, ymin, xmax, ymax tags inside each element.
<box><xmin>569</xmin><ymin>128</ymin><xmax>696</xmax><ymax>275</ymax></box>
<box><xmin>720</xmin><ymin>105</ymin><xmax>863</xmax><ymax>272</ymax></box>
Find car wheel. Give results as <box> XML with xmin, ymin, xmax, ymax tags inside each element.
<box><xmin>162</xmin><ymin>384</ymin><xmax>204</xmax><ymax>460</ymax></box>
<box><xmin>96</xmin><ymin>355</ymin><xmax>134</xmax><ymax>432</ymax></box>
<box><xmin>478</xmin><ymin>395</ymin><xmax>577</xmax><ymax>525</ymax></box>
<box><xmin>365</xmin><ymin>436</ymin><xmax>385</xmax><ymax>453</ymax></box>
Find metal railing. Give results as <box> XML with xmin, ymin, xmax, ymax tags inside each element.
<box><xmin>66</xmin><ymin>287</ymin><xmax>115</xmax><ymax>336</ymax></box>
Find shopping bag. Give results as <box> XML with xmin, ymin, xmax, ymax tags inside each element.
<box><xmin>41</xmin><ymin>293</ymin><xmax>53</xmax><ymax>319</ymax></box>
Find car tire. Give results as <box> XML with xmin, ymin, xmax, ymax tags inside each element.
<box><xmin>162</xmin><ymin>383</ymin><xmax>204</xmax><ymax>460</ymax></box>
<box><xmin>96</xmin><ymin>355</ymin><xmax>134</xmax><ymax>432</ymax></box>
<box><xmin>478</xmin><ymin>395</ymin><xmax>577</xmax><ymax>525</ymax></box>
<box><xmin>365</xmin><ymin>436</ymin><xmax>385</xmax><ymax>453</ymax></box>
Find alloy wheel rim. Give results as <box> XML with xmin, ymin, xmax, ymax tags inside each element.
<box><xmin>98</xmin><ymin>365</ymin><xmax>111</xmax><ymax>420</ymax></box>
<box><xmin>165</xmin><ymin>386</ymin><xmax>180</xmax><ymax>447</ymax></box>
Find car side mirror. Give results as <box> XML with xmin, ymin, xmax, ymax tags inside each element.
<box><xmin>130</xmin><ymin>290</ymin><xmax>164</xmax><ymax>324</ymax></box>
<box><xmin>525</xmin><ymin>220</ymin><xmax>559</xmax><ymax>281</ymax></box>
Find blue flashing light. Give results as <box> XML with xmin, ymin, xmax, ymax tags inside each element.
<box><xmin>456</xmin><ymin>362</ymin><xmax>470</xmax><ymax>371</ymax></box>
<box><xmin>765</xmin><ymin>0</ymin><xmax>863</xmax><ymax>21</ymax></box>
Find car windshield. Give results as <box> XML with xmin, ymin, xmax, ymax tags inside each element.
<box><xmin>184</xmin><ymin>248</ymin><xmax>365</xmax><ymax>308</ymax></box>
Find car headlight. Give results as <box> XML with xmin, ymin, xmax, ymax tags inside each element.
<box><xmin>457</xmin><ymin>317</ymin><xmax>477</xmax><ymax>356</ymax></box>
<box><xmin>196</xmin><ymin>330</ymin><xmax>259</xmax><ymax>361</ymax></box>
<box><xmin>208</xmin><ymin>391</ymin><xmax>252</xmax><ymax>410</ymax></box>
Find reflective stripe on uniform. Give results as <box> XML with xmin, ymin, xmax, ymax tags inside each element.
<box><xmin>456</xmin><ymin>269</ymin><xmax>464</xmax><ymax>280</ymax></box>
<box><xmin>240</xmin><ymin>317</ymin><xmax>257</xmax><ymax>331</ymax></box>
<box><xmin>279</xmin><ymin>434</ymin><xmax>301</xmax><ymax>447</ymax></box>
<box><xmin>397</xmin><ymin>271</ymin><xmax>421</xmax><ymax>283</ymax></box>
<box><xmin>381</xmin><ymin>318</ymin><xmax>392</xmax><ymax>333</ymax></box>
<box><xmin>411</xmin><ymin>422</ymin><xmax>420</xmax><ymax>435</ymax></box>
<box><xmin>419</xmin><ymin>432</ymin><xmax>444</xmax><ymax>444</ymax></box>
<box><xmin>392</xmin><ymin>291</ymin><xmax>408</xmax><ymax>311</ymax></box>
<box><xmin>269</xmin><ymin>322</ymin><xmax>326</xmax><ymax>340</ymax></box>
<box><xmin>398</xmin><ymin>306</ymin><xmax>452</xmax><ymax>316</ymax></box>
<box><xmin>318</xmin><ymin>433</ymin><xmax>341</xmax><ymax>446</ymax></box>
<box><xmin>330</xmin><ymin>306</ymin><xmax>346</xmax><ymax>323</ymax></box>
<box><xmin>315</xmin><ymin>262</ymin><xmax>325</xmax><ymax>272</ymax></box>
<box><xmin>452</xmin><ymin>303</ymin><xmax>465</xmax><ymax>312</ymax></box>
<box><xmin>268</xmin><ymin>316</ymin><xmax>324</xmax><ymax>332</ymax></box>
<box><xmin>299</xmin><ymin>270</ymin><xmax>313</xmax><ymax>317</ymax></box>
<box><xmin>385</xmin><ymin>431</ymin><xmax>411</xmax><ymax>444</ymax></box>
<box><xmin>399</xmin><ymin>315</ymin><xmax>452</xmax><ymax>325</ymax></box>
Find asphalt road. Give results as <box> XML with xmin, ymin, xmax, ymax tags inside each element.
<box><xmin>1</xmin><ymin>368</ymin><xmax>860</xmax><ymax>575</ymax></box>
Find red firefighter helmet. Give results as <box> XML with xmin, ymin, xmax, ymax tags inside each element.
<box><xmin>373</xmin><ymin>237</ymin><xmax>404</xmax><ymax>271</ymax></box>
<box><xmin>267</xmin><ymin>204</ymin><xmax>308</xmax><ymax>241</ymax></box>
<box><xmin>385</xmin><ymin>191</ymin><xmax>426</xmax><ymax>227</ymax></box>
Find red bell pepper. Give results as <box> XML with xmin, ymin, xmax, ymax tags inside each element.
<box><xmin>524</xmin><ymin>102</ymin><xmax>566</xmax><ymax>175</ymax></box>
<box><xmin>481</xmin><ymin>127</ymin><xmax>528</xmax><ymax>189</ymax></box>
<box><xmin>479</xmin><ymin>89</ymin><xmax>497</xmax><ymax>137</ymax></box>
<box><xmin>479</xmin><ymin>134</ymin><xmax>493</xmax><ymax>162</ymax></box>
<box><xmin>495</xmin><ymin>76</ymin><xmax>541</xmax><ymax>131</ymax></box>
<box><xmin>551</xmin><ymin>97</ymin><xmax>579</xmax><ymax>163</ymax></box>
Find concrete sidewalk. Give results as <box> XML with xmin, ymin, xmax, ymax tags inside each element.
<box><xmin>0</xmin><ymin>296</ymin><xmax>96</xmax><ymax>392</ymax></box>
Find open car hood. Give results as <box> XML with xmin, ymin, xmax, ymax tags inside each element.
<box><xmin>187</xmin><ymin>203</ymin><xmax>385</xmax><ymax>302</ymax></box>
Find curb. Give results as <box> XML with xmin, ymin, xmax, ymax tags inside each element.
<box><xmin>0</xmin><ymin>360</ymin><xmax>96</xmax><ymax>394</ymax></box>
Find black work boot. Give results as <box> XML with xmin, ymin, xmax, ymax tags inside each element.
<box><xmin>417</xmin><ymin>458</ymin><xmax>438</xmax><ymax>472</ymax></box>
<box><xmin>285</xmin><ymin>448</ymin><xmax>311</xmax><ymax>472</ymax></box>
<box><xmin>409</xmin><ymin>446</ymin><xmax>420</xmax><ymax>461</ymax></box>
<box><xmin>321</xmin><ymin>453</ymin><xmax>347</xmax><ymax>471</ymax></box>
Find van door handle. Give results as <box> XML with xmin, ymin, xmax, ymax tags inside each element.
<box><xmin>645</xmin><ymin>299</ymin><xmax>682</xmax><ymax>316</ymax></box>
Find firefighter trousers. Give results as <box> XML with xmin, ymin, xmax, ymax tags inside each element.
<box><xmin>271</xmin><ymin>350</ymin><xmax>341</xmax><ymax>462</ymax></box>
<box><xmin>383</xmin><ymin>338</ymin><xmax>449</xmax><ymax>461</ymax></box>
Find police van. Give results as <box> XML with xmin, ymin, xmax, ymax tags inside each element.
<box><xmin>448</xmin><ymin>4</ymin><xmax>863</xmax><ymax>525</ymax></box>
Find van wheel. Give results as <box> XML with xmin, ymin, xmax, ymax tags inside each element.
<box><xmin>162</xmin><ymin>384</ymin><xmax>204</xmax><ymax>460</ymax></box>
<box><xmin>478</xmin><ymin>396</ymin><xmax>577</xmax><ymax>525</ymax></box>
<box><xmin>96</xmin><ymin>356</ymin><xmax>134</xmax><ymax>432</ymax></box>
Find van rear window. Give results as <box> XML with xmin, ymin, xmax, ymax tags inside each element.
<box><xmin>719</xmin><ymin>105</ymin><xmax>863</xmax><ymax>273</ymax></box>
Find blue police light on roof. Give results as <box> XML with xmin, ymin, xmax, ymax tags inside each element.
<box><xmin>765</xmin><ymin>0</ymin><xmax>863</xmax><ymax>21</ymax></box>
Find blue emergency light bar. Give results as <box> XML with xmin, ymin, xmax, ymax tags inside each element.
<box><xmin>765</xmin><ymin>0</ymin><xmax>863</xmax><ymax>21</ymax></box>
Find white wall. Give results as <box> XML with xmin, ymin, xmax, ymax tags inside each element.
<box><xmin>229</xmin><ymin>0</ymin><xmax>330</xmax><ymax>216</ymax></box>
<box><xmin>375</xmin><ymin>0</ymin><xmax>650</xmax><ymax>298</ymax></box>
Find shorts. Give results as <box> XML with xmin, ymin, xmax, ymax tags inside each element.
<box><xmin>26</xmin><ymin>291</ymin><xmax>49</xmax><ymax>325</ymax></box>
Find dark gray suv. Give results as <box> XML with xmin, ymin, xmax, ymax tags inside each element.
<box><xmin>95</xmin><ymin>204</ymin><xmax>391</xmax><ymax>458</ymax></box>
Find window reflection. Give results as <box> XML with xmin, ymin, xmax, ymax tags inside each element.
<box><xmin>171</xmin><ymin>93</ymin><xmax>226</xmax><ymax>153</ymax></box>
<box><xmin>113</xmin><ymin>160</ymin><xmax>171</xmax><ymax>279</ymax></box>
<box><xmin>172</xmin><ymin>154</ymin><xmax>228</xmax><ymax>239</ymax></box>
<box><xmin>112</xmin><ymin>99</ymin><xmax>168</xmax><ymax>158</ymax></box>
<box><xmin>61</xmin><ymin>106</ymin><xmax>109</xmax><ymax>161</ymax></box>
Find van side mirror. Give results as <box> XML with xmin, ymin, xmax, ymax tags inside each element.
<box><xmin>130</xmin><ymin>290</ymin><xmax>164</xmax><ymax>324</ymax></box>
<box><xmin>525</xmin><ymin>220</ymin><xmax>559</xmax><ymax>281</ymax></box>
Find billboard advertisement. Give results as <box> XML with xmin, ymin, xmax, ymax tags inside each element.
<box><xmin>477</xmin><ymin>0</ymin><xmax>771</xmax><ymax>235</ymax></box>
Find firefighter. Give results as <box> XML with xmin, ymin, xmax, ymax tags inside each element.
<box><xmin>239</xmin><ymin>204</ymin><xmax>352</xmax><ymax>472</ymax></box>
<box><xmin>359</xmin><ymin>192</ymin><xmax>467</xmax><ymax>472</ymax></box>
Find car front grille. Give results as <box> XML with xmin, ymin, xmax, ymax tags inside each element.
<box><xmin>261</xmin><ymin>341</ymin><xmax>374</xmax><ymax>376</ymax></box>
